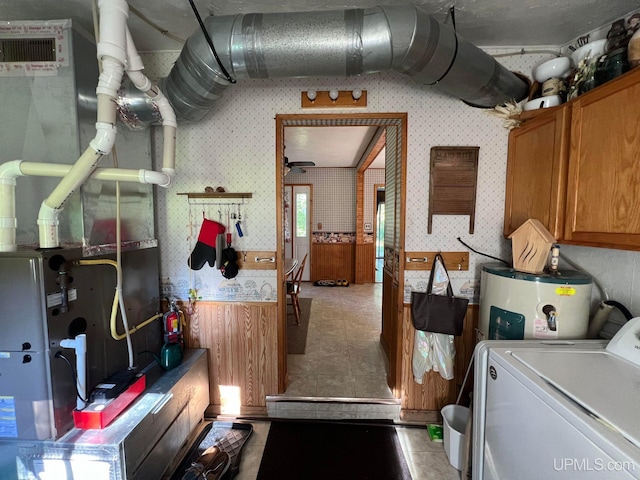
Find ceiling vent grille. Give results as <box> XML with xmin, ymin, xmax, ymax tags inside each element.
<box><xmin>0</xmin><ymin>38</ymin><xmax>56</xmax><ymax>62</ymax></box>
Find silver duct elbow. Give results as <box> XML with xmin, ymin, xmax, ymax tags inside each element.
<box><xmin>150</xmin><ymin>5</ymin><xmax>528</xmax><ymax>123</ymax></box>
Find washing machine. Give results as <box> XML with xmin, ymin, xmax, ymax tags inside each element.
<box><xmin>478</xmin><ymin>264</ymin><xmax>592</xmax><ymax>341</ymax></box>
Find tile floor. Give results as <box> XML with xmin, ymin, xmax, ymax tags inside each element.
<box><xmin>278</xmin><ymin>282</ymin><xmax>395</xmax><ymax>416</ymax></box>
<box><xmin>257</xmin><ymin>282</ymin><xmax>460</xmax><ymax>479</ymax></box>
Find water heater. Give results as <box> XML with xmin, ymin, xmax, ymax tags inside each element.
<box><xmin>479</xmin><ymin>265</ymin><xmax>592</xmax><ymax>341</ymax></box>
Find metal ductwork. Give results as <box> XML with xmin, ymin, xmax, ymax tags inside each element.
<box><xmin>152</xmin><ymin>5</ymin><xmax>529</xmax><ymax>123</ymax></box>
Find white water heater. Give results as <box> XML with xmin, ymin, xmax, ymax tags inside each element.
<box><xmin>479</xmin><ymin>265</ymin><xmax>592</xmax><ymax>340</ymax></box>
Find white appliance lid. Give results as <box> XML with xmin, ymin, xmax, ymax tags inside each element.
<box><xmin>512</xmin><ymin>350</ymin><xmax>640</xmax><ymax>448</ymax></box>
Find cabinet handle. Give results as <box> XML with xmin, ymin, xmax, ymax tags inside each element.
<box><xmin>255</xmin><ymin>256</ymin><xmax>275</xmax><ymax>263</ymax></box>
<box><xmin>151</xmin><ymin>393</ymin><xmax>174</xmax><ymax>415</ymax></box>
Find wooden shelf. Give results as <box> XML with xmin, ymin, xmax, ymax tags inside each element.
<box><xmin>177</xmin><ymin>192</ymin><xmax>252</xmax><ymax>199</ymax></box>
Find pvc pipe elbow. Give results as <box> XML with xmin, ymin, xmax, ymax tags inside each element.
<box><xmin>155</xmin><ymin>95</ymin><xmax>178</xmax><ymax>128</ymax></box>
<box><xmin>0</xmin><ymin>160</ymin><xmax>24</xmax><ymax>182</ymax></box>
<box><xmin>37</xmin><ymin>203</ymin><xmax>60</xmax><ymax>249</ymax></box>
<box><xmin>0</xmin><ymin>161</ymin><xmax>21</xmax><ymax>252</ymax></box>
<box><xmin>90</xmin><ymin>122</ymin><xmax>118</xmax><ymax>155</ymax></box>
<box><xmin>141</xmin><ymin>170</ymin><xmax>172</xmax><ymax>187</ymax></box>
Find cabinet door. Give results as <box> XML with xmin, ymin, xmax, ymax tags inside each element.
<box><xmin>565</xmin><ymin>70</ymin><xmax>640</xmax><ymax>249</ymax></box>
<box><xmin>504</xmin><ymin>106</ymin><xmax>570</xmax><ymax>238</ymax></box>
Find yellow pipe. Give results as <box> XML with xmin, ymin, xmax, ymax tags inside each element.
<box><xmin>74</xmin><ymin>259</ymin><xmax>162</xmax><ymax>340</ymax></box>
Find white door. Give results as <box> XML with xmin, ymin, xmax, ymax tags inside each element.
<box><xmin>292</xmin><ymin>185</ymin><xmax>311</xmax><ymax>281</ymax></box>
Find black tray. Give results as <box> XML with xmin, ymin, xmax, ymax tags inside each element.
<box><xmin>172</xmin><ymin>421</ymin><xmax>253</xmax><ymax>480</ymax></box>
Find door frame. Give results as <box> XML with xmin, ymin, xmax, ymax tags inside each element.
<box><xmin>275</xmin><ymin>113</ymin><xmax>407</xmax><ymax>393</ymax></box>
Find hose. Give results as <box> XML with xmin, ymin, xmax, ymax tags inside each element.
<box><xmin>603</xmin><ymin>300</ymin><xmax>634</xmax><ymax>321</ymax></box>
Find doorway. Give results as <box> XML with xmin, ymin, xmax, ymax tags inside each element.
<box><xmin>275</xmin><ymin>113</ymin><xmax>407</xmax><ymax>400</ymax></box>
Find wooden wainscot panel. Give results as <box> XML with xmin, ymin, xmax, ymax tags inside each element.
<box><xmin>355</xmin><ymin>242</ymin><xmax>376</xmax><ymax>283</ymax></box>
<box><xmin>311</xmin><ymin>243</ymin><xmax>355</xmax><ymax>282</ymax></box>
<box><xmin>400</xmin><ymin>304</ymin><xmax>478</xmax><ymax>419</ymax></box>
<box><xmin>183</xmin><ymin>301</ymin><xmax>278</xmax><ymax>416</ymax></box>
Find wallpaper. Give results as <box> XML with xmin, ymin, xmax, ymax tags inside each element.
<box><xmin>141</xmin><ymin>47</ymin><xmax>640</xmax><ymax>316</ymax></box>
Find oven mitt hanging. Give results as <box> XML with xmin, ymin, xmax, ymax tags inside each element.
<box><xmin>221</xmin><ymin>246</ymin><xmax>239</xmax><ymax>279</ymax></box>
<box><xmin>188</xmin><ymin>218</ymin><xmax>226</xmax><ymax>270</ymax></box>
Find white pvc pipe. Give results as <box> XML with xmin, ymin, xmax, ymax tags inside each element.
<box><xmin>0</xmin><ymin>156</ymin><xmax>173</xmax><ymax>252</ymax></box>
<box><xmin>37</xmin><ymin>0</ymin><xmax>128</xmax><ymax>249</ymax></box>
<box><xmin>2</xmin><ymin>0</ymin><xmax>178</xmax><ymax>251</ymax></box>
<box><xmin>60</xmin><ymin>334</ymin><xmax>87</xmax><ymax>410</ymax></box>
<box><xmin>20</xmin><ymin>161</ymin><xmax>171</xmax><ymax>185</ymax></box>
<box><xmin>96</xmin><ymin>0</ymin><xmax>129</xmax><ymax>68</ymax></box>
<box><xmin>125</xmin><ymin>26</ymin><xmax>177</xmax><ymax>176</ymax></box>
<box><xmin>0</xmin><ymin>161</ymin><xmax>19</xmax><ymax>252</ymax></box>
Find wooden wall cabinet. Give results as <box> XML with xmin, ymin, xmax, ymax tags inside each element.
<box><xmin>505</xmin><ymin>68</ymin><xmax>640</xmax><ymax>250</ymax></box>
<box><xmin>504</xmin><ymin>105</ymin><xmax>570</xmax><ymax>238</ymax></box>
<box><xmin>564</xmin><ymin>69</ymin><xmax>640</xmax><ymax>249</ymax></box>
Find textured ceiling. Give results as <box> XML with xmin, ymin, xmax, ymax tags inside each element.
<box><xmin>1</xmin><ymin>0</ymin><xmax>638</xmax><ymax>52</ymax></box>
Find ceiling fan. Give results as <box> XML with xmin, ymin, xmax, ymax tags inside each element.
<box><xmin>284</xmin><ymin>156</ymin><xmax>315</xmax><ymax>175</ymax></box>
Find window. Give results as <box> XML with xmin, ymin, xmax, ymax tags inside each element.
<box><xmin>296</xmin><ymin>193</ymin><xmax>307</xmax><ymax>237</ymax></box>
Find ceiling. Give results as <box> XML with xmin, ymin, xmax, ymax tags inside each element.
<box><xmin>2</xmin><ymin>0</ymin><xmax>637</xmax><ymax>169</ymax></box>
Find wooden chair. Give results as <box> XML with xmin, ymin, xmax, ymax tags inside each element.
<box><xmin>287</xmin><ymin>254</ymin><xmax>308</xmax><ymax>325</ymax></box>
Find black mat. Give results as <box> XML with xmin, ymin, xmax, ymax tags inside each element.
<box><xmin>256</xmin><ymin>419</ymin><xmax>411</xmax><ymax>480</ymax></box>
<box><xmin>171</xmin><ymin>421</ymin><xmax>252</xmax><ymax>480</ymax></box>
<box><xmin>287</xmin><ymin>297</ymin><xmax>311</xmax><ymax>354</ymax></box>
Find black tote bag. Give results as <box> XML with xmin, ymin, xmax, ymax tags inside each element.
<box><xmin>411</xmin><ymin>254</ymin><xmax>468</xmax><ymax>336</ymax></box>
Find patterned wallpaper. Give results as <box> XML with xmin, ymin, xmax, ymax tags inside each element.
<box><xmin>285</xmin><ymin>167</ymin><xmax>384</xmax><ymax>244</ymax></box>
<box><xmin>286</xmin><ymin>168</ymin><xmax>356</xmax><ymax>232</ymax></box>
<box><xmin>141</xmin><ymin>48</ymin><xmax>640</xmax><ymax>316</ymax></box>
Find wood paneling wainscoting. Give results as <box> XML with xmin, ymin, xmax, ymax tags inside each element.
<box><xmin>355</xmin><ymin>242</ymin><xmax>376</xmax><ymax>283</ymax></box>
<box><xmin>183</xmin><ymin>301</ymin><xmax>278</xmax><ymax>416</ymax></box>
<box><xmin>399</xmin><ymin>304</ymin><xmax>478</xmax><ymax>421</ymax></box>
<box><xmin>311</xmin><ymin>243</ymin><xmax>355</xmax><ymax>282</ymax></box>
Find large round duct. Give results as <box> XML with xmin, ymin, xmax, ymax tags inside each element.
<box><xmin>131</xmin><ymin>5</ymin><xmax>529</xmax><ymax>124</ymax></box>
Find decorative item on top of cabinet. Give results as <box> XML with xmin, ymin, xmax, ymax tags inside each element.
<box><xmin>428</xmin><ymin>147</ymin><xmax>479</xmax><ymax>234</ymax></box>
<box><xmin>504</xmin><ymin>67</ymin><xmax>640</xmax><ymax>251</ymax></box>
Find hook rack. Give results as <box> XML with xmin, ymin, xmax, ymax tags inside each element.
<box><xmin>404</xmin><ymin>251</ymin><xmax>469</xmax><ymax>271</ymax></box>
<box><xmin>178</xmin><ymin>191</ymin><xmax>252</xmax><ymax>207</ymax></box>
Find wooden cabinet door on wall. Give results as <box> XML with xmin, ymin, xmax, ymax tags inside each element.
<box><xmin>564</xmin><ymin>69</ymin><xmax>640</xmax><ymax>249</ymax></box>
<box><xmin>504</xmin><ymin>106</ymin><xmax>570</xmax><ymax>238</ymax></box>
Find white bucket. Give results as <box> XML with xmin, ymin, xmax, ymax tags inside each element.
<box><xmin>441</xmin><ymin>404</ymin><xmax>469</xmax><ymax>470</ymax></box>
